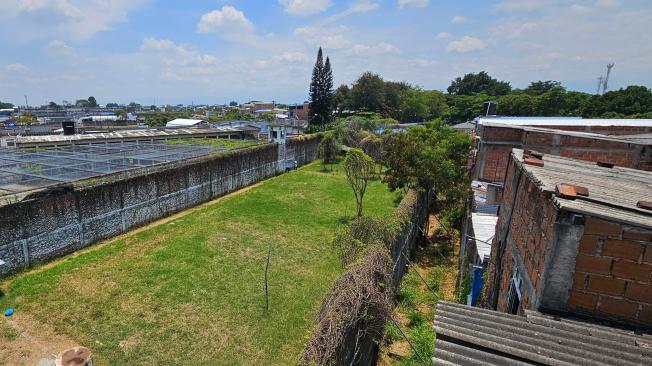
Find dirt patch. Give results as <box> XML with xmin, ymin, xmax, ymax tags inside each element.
<box><xmin>0</xmin><ymin>312</ymin><xmax>78</xmax><ymax>366</ymax></box>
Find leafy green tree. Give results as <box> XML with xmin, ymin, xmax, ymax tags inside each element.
<box><xmin>75</xmin><ymin>99</ymin><xmax>90</xmax><ymax>108</ymax></box>
<box><xmin>319</xmin><ymin>131</ymin><xmax>340</xmax><ymax>170</ymax></box>
<box><xmin>425</xmin><ymin>90</ymin><xmax>450</xmax><ymax>120</ymax></box>
<box><xmin>343</xmin><ymin>148</ymin><xmax>375</xmax><ymax>217</ymax></box>
<box><xmin>17</xmin><ymin>112</ymin><xmax>37</xmax><ymax>125</ymax></box>
<box><xmin>497</xmin><ymin>94</ymin><xmax>537</xmax><ymax>116</ymax></box>
<box><xmin>446</xmin><ymin>94</ymin><xmax>490</xmax><ymax>122</ymax></box>
<box><xmin>309</xmin><ymin>47</ymin><xmax>334</xmax><ymax>128</ymax></box>
<box><xmin>398</xmin><ymin>87</ymin><xmax>429</xmax><ymax>121</ymax></box>
<box><xmin>383</xmin><ymin>121</ymin><xmax>470</xmax><ymax>202</ymax></box>
<box><xmin>229</xmin><ymin>101</ymin><xmax>238</xmax><ymax>106</ymax></box>
<box><xmin>524</xmin><ymin>80</ymin><xmax>562</xmax><ymax>95</ymax></box>
<box><xmin>333</xmin><ymin>84</ymin><xmax>351</xmax><ymax>115</ymax></box>
<box><xmin>447</xmin><ymin>71</ymin><xmax>511</xmax><ymax>96</ymax></box>
<box><xmin>384</xmin><ymin>81</ymin><xmax>411</xmax><ymax>119</ymax></box>
<box><xmin>87</xmin><ymin>96</ymin><xmax>98</xmax><ymax>107</ymax></box>
<box><xmin>106</xmin><ymin>103</ymin><xmax>119</xmax><ymax>108</ymax></box>
<box><xmin>115</xmin><ymin>109</ymin><xmax>128</xmax><ymax>119</ymax></box>
<box><xmin>0</xmin><ymin>101</ymin><xmax>13</xmax><ymax>109</ymax></box>
<box><xmin>350</xmin><ymin>72</ymin><xmax>386</xmax><ymax>113</ymax></box>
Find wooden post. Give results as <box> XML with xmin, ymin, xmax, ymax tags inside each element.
<box><xmin>265</xmin><ymin>246</ymin><xmax>271</xmax><ymax>312</ymax></box>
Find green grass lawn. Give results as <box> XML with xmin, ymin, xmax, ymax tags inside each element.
<box><xmin>0</xmin><ymin>162</ymin><xmax>399</xmax><ymax>365</ymax></box>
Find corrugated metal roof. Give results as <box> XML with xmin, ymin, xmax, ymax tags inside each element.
<box><xmin>618</xmin><ymin>133</ymin><xmax>652</xmax><ymax>145</ymax></box>
<box><xmin>432</xmin><ymin>301</ymin><xmax>652</xmax><ymax>366</ymax></box>
<box><xmin>513</xmin><ymin>149</ymin><xmax>652</xmax><ymax>229</ymax></box>
<box><xmin>476</xmin><ymin>116</ymin><xmax>652</xmax><ymax>127</ymax></box>
<box><xmin>470</xmin><ymin>213</ymin><xmax>497</xmax><ymax>262</ymax></box>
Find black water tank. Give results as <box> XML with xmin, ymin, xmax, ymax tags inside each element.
<box><xmin>483</xmin><ymin>101</ymin><xmax>497</xmax><ymax>116</ymax></box>
<box><xmin>62</xmin><ymin>121</ymin><xmax>75</xmax><ymax>135</ymax></box>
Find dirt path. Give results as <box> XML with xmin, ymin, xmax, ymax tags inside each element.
<box><xmin>0</xmin><ymin>312</ymin><xmax>77</xmax><ymax>365</ymax></box>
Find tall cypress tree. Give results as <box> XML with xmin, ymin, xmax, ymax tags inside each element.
<box><xmin>309</xmin><ymin>47</ymin><xmax>333</xmax><ymax>129</ymax></box>
<box><xmin>322</xmin><ymin>56</ymin><xmax>334</xmax><ymax>123</ymax></box>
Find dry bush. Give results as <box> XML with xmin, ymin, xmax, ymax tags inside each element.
<box><xmin>331</xmin><ymin>216</ymin><xmax>400</xmax><ymax>267</ymax></box>
<box><xmin>301</xmin><ymin>244</ymin><xmax>394</xmax><ymax>365</ymax></box>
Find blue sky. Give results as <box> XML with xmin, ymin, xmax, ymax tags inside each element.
<box><xmin>0</xmin><ymin>0</ymin><xmax>651</xmax><ymax>106</ymax></box>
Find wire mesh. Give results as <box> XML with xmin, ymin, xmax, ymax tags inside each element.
<box><xmin>0</xmin><ymin>140</ymin><xmax>225</xmax><ymax>194</ymax></box>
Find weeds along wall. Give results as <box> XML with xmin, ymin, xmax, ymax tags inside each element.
<box><xmin>0</xmin><ymin>136</ymin><xmax>321</xmax><ymax>276</ymax></box>
<box><xmin>302</xmin><ymin>190</ymin><xmax>429</xmax><ymax>366</ymax></box>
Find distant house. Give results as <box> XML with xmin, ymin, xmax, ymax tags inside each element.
<box><xmin>288</xmin><ymin>103</ymin><xmax>310</xmax><ymax>121</ymax></box>
<box><xmin>166</xmin><ymin>118</ymin><xmax>208</xmax><ymax>128</ymax></box>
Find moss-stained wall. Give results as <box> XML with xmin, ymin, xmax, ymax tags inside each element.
<box><xmin>0</xmin><ymin>136</ymin><xmax>321</xmax><ymax>276</ymax></box>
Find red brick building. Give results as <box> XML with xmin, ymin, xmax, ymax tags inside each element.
<box><xmin>484</xmin><ymin>149</ymin><xmax>652</xmax><ymax>329</ymax></box>
<box><xmin>473</xmin><ymin>118</ymin><xmax>652</xmax><ymax>183</ymax></box>
<box><xmin>288</xmin><ymin>102</ymin><xmax>310</xmax><ymax>121</ymax></box>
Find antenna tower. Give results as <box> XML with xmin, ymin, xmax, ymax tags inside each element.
<box><xmin>602</xmin><ymin>63</ymin><xmax>614</xmax><ymax>93</ymax></box>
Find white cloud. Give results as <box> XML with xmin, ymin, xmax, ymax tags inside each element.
<box><xmin>493</xmin><ymin>0</ymin><xmax>545</xmax><ymax>12</ymax></box>
<box><xmin>348</xmin><ymin>42</ymin><xmax>400</xmax><ymax>55</ymax></box>
<box><xmin>398</xmin><ymin>0</ymin><xmax>428</xmax><ymax>8</ymax></box>
<box><xmin>451</xmin><ymin>15</ymin><xmax>468</xmax><ymax>24</ymax></box>
<box><xmin>197</xmin><ymin>5</ymin><xmax>255</xmax><ymax>40</ymax></box>
<box><xmin>491</xmin><ymin>22</ymin><xmax>539</xmax><ymax>39</ymax></box>
<box><xmin>45</xmin><ymin>39</ymin><xmax>73</xmax><ymax>56</ymax></box>
<box><xmin>596</xmin><ymin>0</ymin><xmax>620</xmax><ymax>8</ymax></box>
<box><xmin>446</xmin><ymin>36</ymin><xmax>485</xmax><ymax>53</ymax></box>
<box><xmin>2</xmin><ymin>0</ymin><xmax>146</xmax><ymax>41</ymax></box>
<box><xmin>5</xmin><ymin>63</ymin><xmax>33</xmax><ymax>74</ymax></box>
<box><xmin>279</xmin><ymin>0</ymin><xmax>331</xmax><ymax>16</ymax></box>
<box><xmin>295</xmin><ymin>25</ymin><xmax>351</xmax><ymax>49</ymax></box>
<box><xmin>276</xmin><ymin>51</ymin><xmax>308</xmax><ymax>62</ymax></box>
<box><xmin>320</xmin><ymin>1</ymin><xmax>379</xmax><ymax>25</ymax></box>
<box><xmin>141</xmin><ymin>38</ymin><xmax>219</xmax><ymax>66</ymax></box>
<box><xmin>436</xmin><ymin>32</ymin><xmax>451</xmax><ymax>39</ymax></box>
<box><xmin>18</xmin><ymin>0</ymin><xmax>82</xmax><ymax>18</ymax></box>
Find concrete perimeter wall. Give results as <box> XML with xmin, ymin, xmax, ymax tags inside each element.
<box><xmin>0</xmin><ymin>136</ymin><xmax>321</xmax><ymax>276</ymax></box>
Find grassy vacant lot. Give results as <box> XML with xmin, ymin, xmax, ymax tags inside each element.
<box><xmin>0</xmin><ymin>162</ymin><xmax>398</xmax><ymax>365</ymax></box>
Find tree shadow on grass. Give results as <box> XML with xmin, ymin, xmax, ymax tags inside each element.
<box><xmin>337</xmin><ymin>215</ymin><xmax>354</xmax><ymax>225</ymax></box>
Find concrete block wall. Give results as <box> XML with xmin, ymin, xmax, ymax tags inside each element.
<box><xmin>0</xmin><ymin>136</ymin><xmax>321</xmax><ymax>276</ymax></box>
<box><xmin>569</xmin><ymin>217</ymin><xmax>652</xmax><ymax>325</ymax></box>
<box><xmin>475</xmin><ymin>124</ymin><xmax>651</xmax><ymax>182</ymax></box>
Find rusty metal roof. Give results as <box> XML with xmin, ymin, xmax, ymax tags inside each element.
<box><xmin>433</xmin><ymin>301</ymin><xmax>652</xmax><ymax>366</ymax></box>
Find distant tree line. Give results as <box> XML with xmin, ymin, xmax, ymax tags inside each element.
<box><xmin>330</xmin><ymin>71</ymin><xmax>652</xmax><ymax>123</ymax></box>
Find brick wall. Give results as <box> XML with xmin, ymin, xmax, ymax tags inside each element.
<box><xmin>493</xmin><ymin>167</ymin><xmax>558</xmax><ymax>314</ymax></box>
<box><xmin>569</xmin><ymin>216</ymin><xmax>652</xmax><ymax>326</ymax></box>
<box><xmin>475</xmin><ymin>125</ymin><xmax>651</xmax><ymax>182</ymax></box>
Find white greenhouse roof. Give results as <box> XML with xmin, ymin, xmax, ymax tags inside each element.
<box><xmin>166</xmin><ymin>118</ymin><xmax>206</xmax><ymax>127</ymax></box>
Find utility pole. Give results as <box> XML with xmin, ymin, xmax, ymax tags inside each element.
<box><xmin>603</xmin><ymin>63</ymin><xmax>615</xmax><ymax>93</ymax></box>
<box><xmin>24</xmin><ymin>95</ymin><xmax>29</xmax><ymax>108</ymax></box>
